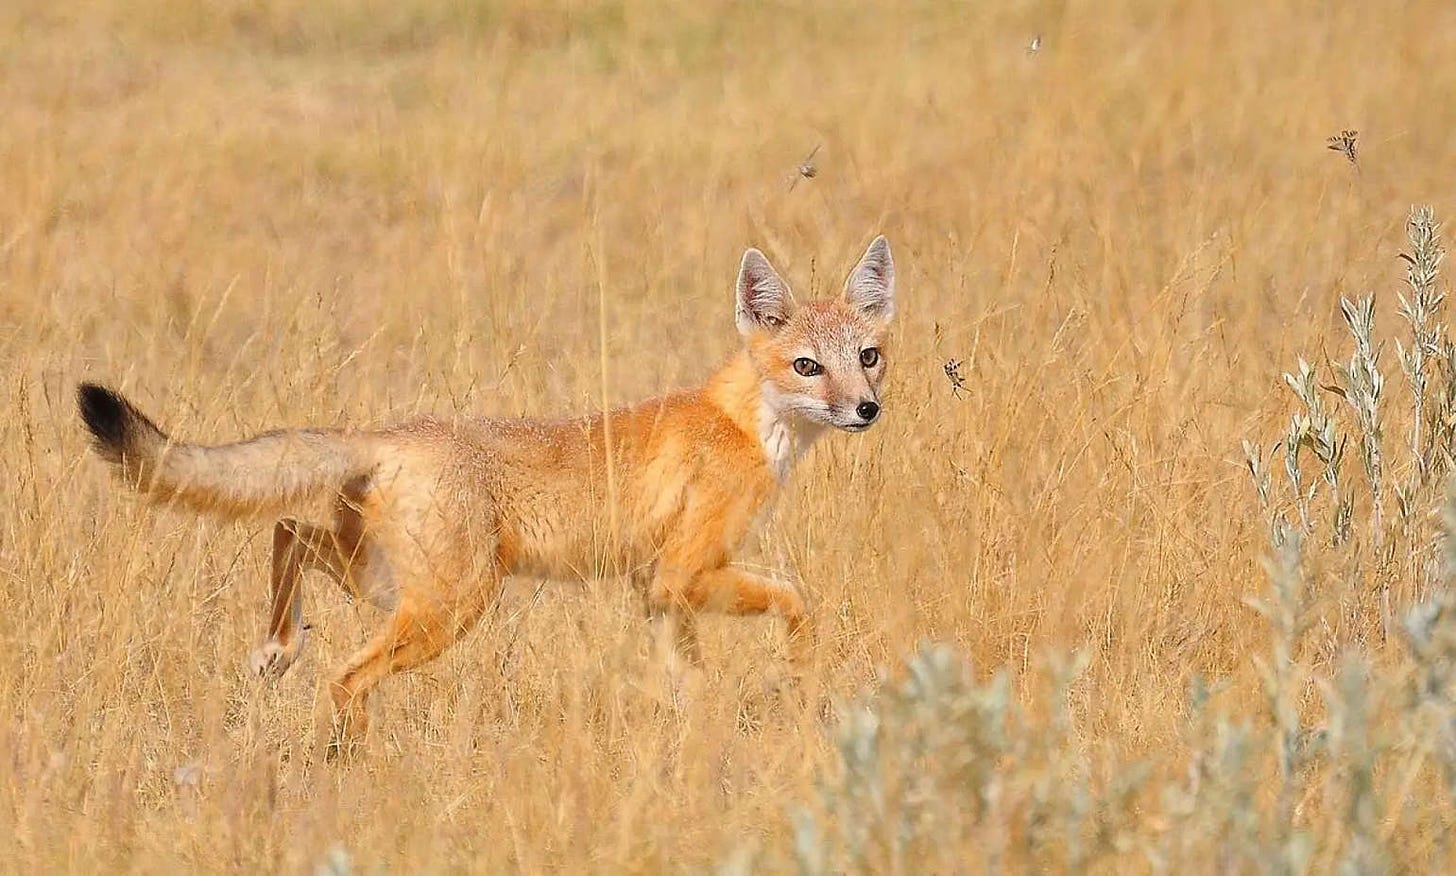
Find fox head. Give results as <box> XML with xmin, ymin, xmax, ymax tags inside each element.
<box><xmin>735</xmin><ymin>236</ymin><xmax>896</xmax><ymax>433</ymax></box>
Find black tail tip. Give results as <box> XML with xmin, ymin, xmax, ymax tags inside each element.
<box><xmin>77</xmin><ymin>382</ymin><xmax>134</xmax><ymax>454</ymax></box>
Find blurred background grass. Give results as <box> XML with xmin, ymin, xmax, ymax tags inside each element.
<box><xmin>4</xmin><ymin>0</ymin><xmax>1456</xmax><ymax>869</ymax></box>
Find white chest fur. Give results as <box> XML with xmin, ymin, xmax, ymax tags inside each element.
<box><xmin>760</xmin><ymin>413</ymin><xmax>795</xmax><ymax>481</ymax></box>
<box><xmin>757</xmin><ymin>396</ymin><xmax>824</xmax><ymax>481</ymax></box>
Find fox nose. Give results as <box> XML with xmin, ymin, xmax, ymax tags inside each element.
<box><xmin>856</xmin><ymin>401</ymin><xmax>880</xmax><ymax>422</ymax></box>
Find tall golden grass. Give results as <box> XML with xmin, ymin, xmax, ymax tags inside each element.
<box><xmin>5</xmin><ymin>0</ymin><xmax>1456</xmax><ymax>870</ymax></box>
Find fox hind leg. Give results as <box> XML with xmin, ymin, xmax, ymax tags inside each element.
<box><xmin>249</xmin><ymin>519</ymin><xmax>353</xmax><ymax>680</ymax></box>
<box><xmin>323</xmin><ymin>571</ymin><xmax>498</xmax><ymax>758</ymax></box>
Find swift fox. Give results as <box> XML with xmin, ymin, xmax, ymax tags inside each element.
<box><xmin>77</xmin><ymin>236</ymin><xmax>897</xmax><ymax>752</ymax></box>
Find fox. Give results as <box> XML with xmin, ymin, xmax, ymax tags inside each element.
<box><xmin>77</xmin><ymin>236</ymin><xmax>896</xmax><ymax>754</ymax></box>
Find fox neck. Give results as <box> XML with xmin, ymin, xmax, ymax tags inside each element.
<box><xmin>706</xmin><ymin>351</ymin><xmax>825</xmax><ymax>482</ymax></box>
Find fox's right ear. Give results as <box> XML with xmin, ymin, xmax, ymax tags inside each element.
<box><xmin>735</xmin><ymin>248</ymin><xmax>795</xmax><ymax>336</ymax></box>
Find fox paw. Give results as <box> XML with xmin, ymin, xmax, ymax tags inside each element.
<box><xmin>324</xmin><ymin>733</ymin><xmax>362</xmax><ymax>763</ymax></box>
<box><xmin>247</xmin><ymin>631</ymin><xmax>308</xmax><ymax>680</ymax></box>
<box><xmin>323</xmin><ymin>708</ymin><xmax>368</xmax><ymax>762</ymax></box>
<box><xmin>762</xmin><ymin>664</ymin><xmax>812</xmax><ymax>713</ymax></box>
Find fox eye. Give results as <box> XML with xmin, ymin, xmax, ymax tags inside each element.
<box><xmin>860</xmin><ymin>347</ymin><xmax>881</xmax><ymax>368</ymax></box>
<box><xmin>793</xmin><ymin>357</ymin><xmax>823</xmax><ymax>377</ymax></box>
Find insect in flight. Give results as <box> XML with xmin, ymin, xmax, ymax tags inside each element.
<box><xmin>944</xmin><ymin>359</ymin><xmax>967</xmax><ymax>397</ymax></box>
<box><xmin>788</xmin><ymin>144</ymin><xmax>822</xmax><ymax>192</ymax></box>
<box><xmin>1326</xmin><ymin>130</ymin><xmax>1358</xmax><ymax>166</ymax></box>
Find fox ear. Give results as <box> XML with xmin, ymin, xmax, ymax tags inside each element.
<box><xmin>844</xmin><ymin>235</ymin><xmax>895</xmax><ymax>323</ymax></box>
<box><xmin>735</xmin><ymin>248</ymin><xmax>795</xmax><ymax>335</ymax></box>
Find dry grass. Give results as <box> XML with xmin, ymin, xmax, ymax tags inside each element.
<box><xmin>5</xmin><ymin>0</ymin><xmax>1456</xmax><ymax>870</ymax></box>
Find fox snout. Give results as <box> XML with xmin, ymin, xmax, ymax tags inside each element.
<box><xmin>838</xmin><ymin>398</ymin><xmax>880</xmax><ymax>431</ymax></box>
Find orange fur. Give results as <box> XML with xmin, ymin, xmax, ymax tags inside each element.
<box><xmin>77</xmin><ymin>237</ymin><xmax>897</xmax><ymax>755</ymax></box>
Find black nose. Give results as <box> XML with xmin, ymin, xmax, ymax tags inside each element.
<box><xmin>856</xmin><ymin>401</ymin><xmax>880</xmax><ymax>422</ymax></box>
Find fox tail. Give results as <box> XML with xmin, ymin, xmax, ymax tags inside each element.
<box><xmin>77</xmin><ymin>383</ymin><xmax>364</xmax><ymax>519</ymax></box>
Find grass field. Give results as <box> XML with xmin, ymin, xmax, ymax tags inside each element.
<box><xmin>6</xmin><ymin>0</ymin><xmax>1456</xmax><ymax>870</ymax></box>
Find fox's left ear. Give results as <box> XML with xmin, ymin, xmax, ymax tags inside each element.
<box><xmin>844</xmin><ymin>235</ymin><xmax>895</xmax><ymax>323</ymax></box>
